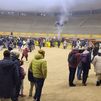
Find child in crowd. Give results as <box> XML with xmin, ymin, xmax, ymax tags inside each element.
<box><xmin>19</xmin><ymin>60</ymin><xmax>26</xmax><ymax>97</ymax></box>
<box><xmin>21</xmin><ymin>46</ymin><xmax>29</xmax><ymax>61</ymax></box>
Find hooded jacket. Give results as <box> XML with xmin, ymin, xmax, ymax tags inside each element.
<box><xmin>0</xmin><ymin>57</ymin><xmax>19</xmax><ymax>98</ymax></box>
<box><xmin>68</xmin><ymin>50</ymin><xmax>80</xmax><ymax>68</ymax></box>
<box><xmin>29</xmin><ymin>54</ymin><xmax>47</xmax><ymax>79</ymax></box>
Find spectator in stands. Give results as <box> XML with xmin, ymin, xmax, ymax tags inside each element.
<box><xmin>0</xmin><ymin>50</ymin><xmax>19</xmax><ymax>101</ymax></box>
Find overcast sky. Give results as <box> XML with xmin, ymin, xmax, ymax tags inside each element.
<box><xmin>0</xmin><ymin>0</ymin><xmax>100</xmax><ymax>12</ymax></box>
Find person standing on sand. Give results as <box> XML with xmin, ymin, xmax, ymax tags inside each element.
<box><xmin>29</xmin><ymin>50</ymin><xmax>47</xmax><ymax>101</ymax></box>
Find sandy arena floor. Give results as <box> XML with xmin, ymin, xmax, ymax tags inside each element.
<box><xmin>0</xmin><ymin>47</ymin><xmax>101</xmax><ymax>101</ymax></box>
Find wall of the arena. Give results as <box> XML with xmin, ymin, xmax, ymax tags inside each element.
<box><xmin>0</xmin><ymin>32</ymin><xmax>101</xmax><ymax>39</ymax></box>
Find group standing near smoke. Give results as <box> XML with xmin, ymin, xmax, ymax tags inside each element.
<box><xmin>0</xmin><ymin>34</ymin><xmax>101</xmax><ymax>101</ymax></box>
<box><xmin>68</xmin><ymin>43</ymin><xmax>101</xmax><ymax>87</ymax></box>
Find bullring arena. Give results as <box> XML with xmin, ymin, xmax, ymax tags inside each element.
<box><xmin>0</xmin><ymin>44</ymin><xmax>101</xmax><ymax>101</ymax></box>
<box><xmin>0</xmin><ymin>1</ymin><xmax>101</xmax><ymax>101</ymax></box>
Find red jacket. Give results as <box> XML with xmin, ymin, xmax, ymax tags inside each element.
<box><xmin>22</xmin><ymin>48</ymin><xmax>29</xmax><ymax>56</ymax></box>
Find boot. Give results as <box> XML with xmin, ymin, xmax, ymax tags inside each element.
<box><xmin>96</xmin><ymin>81</ymin><xmax>100</xmax><ymax>86</ymax></box>
<box><xmin>82</xmin><ymin>83</ymin><xmax>87</xmax><ymax>86</ymax></box>
<box><xmin>100</xmin><ymin>80</ymin><xmax>101</xmax><ymax>84</ymax></box>
<box><xmin>69</xmin><ymin>83</ymin><xmax>76</xmax><ymax>87</ymax></box>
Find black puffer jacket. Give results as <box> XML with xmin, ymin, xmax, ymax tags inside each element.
<box><xmin>0</xmin><ymin>57</ymin><xmax>19</xmax><ymax>98</ymax></box>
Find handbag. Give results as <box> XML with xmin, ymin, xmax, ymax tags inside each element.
<box><xmin>28</xmin><ymin>69</ymin><xmax>35</xmax><ymax>82</ymax></box>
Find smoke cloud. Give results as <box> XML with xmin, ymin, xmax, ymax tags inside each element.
<box><xmin>0</xmin><ymin>0</ymin><xmax>100</xmax><ymax>12</ymax></box>
<box><xmin>0</xmin><ymin>0</ymin><xmax>99</xmax><ymax>38</ymax></box>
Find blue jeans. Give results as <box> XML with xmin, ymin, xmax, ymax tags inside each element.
<box><xmin>34</xmin><ymin>78</ymin><xmax>45</xmax><ymax>101</ymax></box>
<box><xmin>77</xmin><ymin>64</ymin><xmax>82</xmax><ymax>80</ymax></box>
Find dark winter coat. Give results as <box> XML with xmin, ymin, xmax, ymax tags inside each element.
<box><xmin>81</xmin><ymin>51</ymin><xmax>91</xmax><ymax>70</ymax></box>
<box><xmin>0</xmin><ymin>57</ymin><xmax>19</xmax><ymax>98</ymax></box>
<box><xmin>68</xmin><ymin>50</ymin><xmax>81</xmax><ymax>68</ymax></box>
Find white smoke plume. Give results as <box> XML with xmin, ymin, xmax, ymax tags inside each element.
<box><xmin>0</xmin><ymin>0</ymin><xmax>99</xmax><ymax>38</ymax></box>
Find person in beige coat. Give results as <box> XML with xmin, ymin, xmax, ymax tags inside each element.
<box><xmin>92</xmin><ymin>49</ymin><xmax>101</xmax><ymax>86</ymax></box>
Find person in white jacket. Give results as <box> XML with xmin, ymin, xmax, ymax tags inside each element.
<box><xmin>92</xmin><ymin>49</ymin><xmax>101</xmax><ymax>86</ymax></box>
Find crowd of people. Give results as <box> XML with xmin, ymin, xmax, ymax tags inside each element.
<box><xmin>0</xmin><ymin>34</ymin><xmax>96</xmax><ymax>51</ymax></box>
<box><xmin>0</xmin><ymin>33</ymin><xmax>101</xmax><ymax>101</ymax></box>
<box><xmin>68</xmin><ymin>43</ymin><xmax>101</xmax><ymax>87</ymax></box>
<box><xmin>0</xmin><ymin>49</ymin><xmax>47</xmax><ymax>101</ymax></box>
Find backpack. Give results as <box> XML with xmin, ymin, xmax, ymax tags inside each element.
<box><xmin>68</xmin><ymin>53</ymin><xmax>76</xmax><ymax>64</ymax></box>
